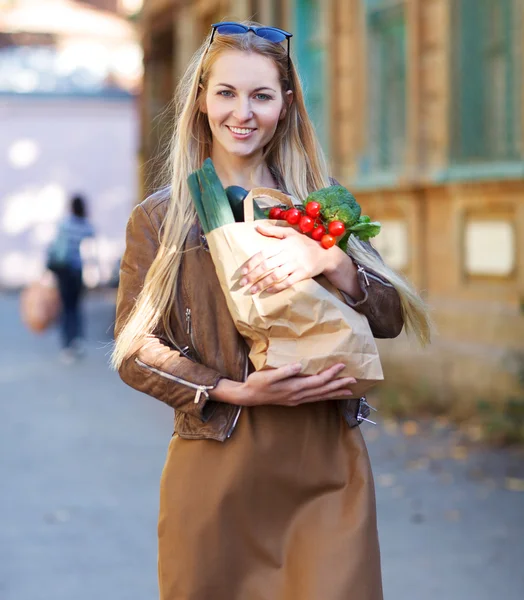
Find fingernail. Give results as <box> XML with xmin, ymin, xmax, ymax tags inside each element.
<box><xmin>250</xmin><ymin>286</ymin><xmax>258</xmax><ymax>294</ymax></box>
<box><xmin>349</xmin><ymin>378</ymin><xmax>357</xmax><ymax>384</ymax></box>
<box><xmin>241</xmin><ymin>268</ymin><xmax>248</xmax><ymax>275</ymax></box>
<box><xmin>337</xmin><ymin>364</ymin><xmax>345</xmax><ymax>371</ymax></box>
<box><xmin>240</xmin><ymin>278</ymin><xmax>247</xmax><ymax>286</ymax></box>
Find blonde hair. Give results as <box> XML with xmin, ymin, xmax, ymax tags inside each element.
<box><xmin>112</xmin><ymin>21</ymin><xmax>431</xmax><ymax>369</ymax></box>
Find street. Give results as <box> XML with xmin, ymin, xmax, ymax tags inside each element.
<box><xmin>1</xmin><ymin>292</ymin><xmax>523</xmax><ymax>600</ymax></box>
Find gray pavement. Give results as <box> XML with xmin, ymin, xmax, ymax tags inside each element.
<box><xmin>1</xmin><ymin>292</ymin><xmax>523</xmax><ymax>600</ymax></box>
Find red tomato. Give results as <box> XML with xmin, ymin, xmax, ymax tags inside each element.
<box><xmin>305</xmin><ymin>201</ymin><xmax>321</xmax><ymax>218</ymax></box>
<box><xmin>314</xmin><ymin>217</ymin><xmax>324</xmax><ymax>227</ymax></box>
<box><xmin>285</xmin><ymin>208</ymin><xmax>301</xmax><ymax>225</ymax></box>
<box><xmin>298</xmin><ymin>215</ymin><xmax>314</xmax><ymax>233</ymax></box>
<box><xmin>279</xmin><ymin>210</ymin><xmax>289</xmax><ymax>221</ymax></box>
<box><xmin>328</xmin><ymin>220</ymin><xmax>345</xmax><ymax>237</ymax></box>
<box><xmin>311</xmin><ymin>225</ymin><xmax>326</xmax><ymax>241</ymax></box>
<box><xmin>321</xmin><ymin>234</ymin><xmax>336</xmax><ymax>249</ymax></box>
<box><xmin>268</xmin><ymin>207</ymin><xmax>284</xmax><ymax>220</ymax></box>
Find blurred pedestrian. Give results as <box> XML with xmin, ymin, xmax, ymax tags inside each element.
<box><xmin>48</xmin><ymin>194</ymin><xmax>95</xmax><ymax>363</ymax></box>
<box><xmin>112</xmin><ymin>20</ymin><xmax>432</xmax><ymax>600</ymax></box>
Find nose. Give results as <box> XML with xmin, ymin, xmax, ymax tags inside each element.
<box><xmin>232</xmin><ymin>96</ymin><xmax>254</xmax><ymax>123</ymax></box>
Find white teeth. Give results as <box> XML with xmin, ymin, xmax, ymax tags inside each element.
<box><xmin>229</xmin><ymin>127</ymin><xmax>254</xmax><ymax>135</ymax></box>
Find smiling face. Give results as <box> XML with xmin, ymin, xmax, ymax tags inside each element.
<box><xmin>203</xmin><ymin>50</ymin><xmax>291</xmax><ymax>160</ymax></box>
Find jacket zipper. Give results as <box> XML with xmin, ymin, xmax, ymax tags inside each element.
<box><xmin>134</xmin><ymin>358</ymin><xmax>214</xmax><ymax>404</ymax></box>
<box><xmin>185</xmin><ymin>308</ymin><xmax>203</xmax><ymax>361</ymax></box>
<box><xmin>226</xmin><ymin>351</ymin><xmax>248</xmax><ymax>439</ymax></box>
<box><xmin>357</xmin><ymin>265</ymin><xmax>394</xmax><ymax>289</ymax></box>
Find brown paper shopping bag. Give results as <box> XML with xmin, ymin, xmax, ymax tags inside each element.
<box><xmin>205</xmin><ymin>188</ymin><xmax>383</xmax><ymax>398</ymax></box>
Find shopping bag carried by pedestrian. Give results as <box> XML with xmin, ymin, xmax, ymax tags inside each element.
<box><xmin>20</xmin><ymin>273</ymin><xmax>61</xmax><ymax>334</ymax></box>
<box><xmin>188</xmin><ymin>159</ymin><xmax>383</xmax><ymax>398</ymax></box>
<box><xmin>46</xmin><ymin>228</ymin><xmax>70</xmax><ymax>273</ymax></box>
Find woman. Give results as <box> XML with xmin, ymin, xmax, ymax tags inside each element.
<box><xmin>113</xmin><ymin>21</ymin><xmax>431</xmax><ymax>600</ymax></box>
<box><xmin>51</xmin><ymin>194</ymin><xmax>94</xmax><ymax>363</ymax></box>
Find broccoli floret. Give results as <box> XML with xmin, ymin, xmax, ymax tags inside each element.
<box><xmin>305</xmin><ymin>185</ymin><xmax>361</xmax><ymax>227</ymax></box>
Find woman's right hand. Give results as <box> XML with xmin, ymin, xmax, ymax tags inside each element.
<box><xmin>210</xmin><ymin>363</ymin><xmax>356</xmax><ymax>407</ymax></box>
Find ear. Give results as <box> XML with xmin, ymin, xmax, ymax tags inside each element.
<box><xmin>279</xmin><ymin>90</ymin><xmax>293</xmax><ymax>120</ymax></box>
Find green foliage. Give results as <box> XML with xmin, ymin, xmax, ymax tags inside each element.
<box><xmin>306</xmin><ymin>185</ymin><xmax>361</xmax><ymax>226</ymax></box>
<box><xmin>306</xmin><ymin>186</ymin><xmax>381</xmax><ymax>242</ymax></box>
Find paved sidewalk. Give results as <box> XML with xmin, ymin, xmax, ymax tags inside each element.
<box><xmin>1</xmin><ymin>292</ymin><xmax>523</xmax><ymax>600</ymax></box>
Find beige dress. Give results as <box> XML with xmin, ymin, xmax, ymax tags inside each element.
<box><xmin>158</xmin><ymin>400</ymin><xmax>383</xmax><ymax>600</ymax></box>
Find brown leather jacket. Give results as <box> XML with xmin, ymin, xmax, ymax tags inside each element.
<box><xmin>115</xmin><ymin>188</ymin><xmax>404</xmax><ymax>442</ymax></box>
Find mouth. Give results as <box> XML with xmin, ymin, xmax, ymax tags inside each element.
<box><xmin>226</xmin><ymin>125</ymin><xmax>256</xmax><ymax>139</ymax></box>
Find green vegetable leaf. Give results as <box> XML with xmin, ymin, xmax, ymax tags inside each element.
<box><xmin>348</xmin><ymin>221</ymin><xmax>381</xmax><ymax>242</ymax></box>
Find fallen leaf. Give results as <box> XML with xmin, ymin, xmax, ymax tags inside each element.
<box><xmin>505</xmin><ymin>477</ymin><xmax>524</xmax><ymax>492</ymax></box>
<box><xmin>464</xmin><ymin>424</ymin><xmax>483</xmax><ymax>442</ymax></box>
<box><xmin>451</xmin><ymin>446</ymin><xmax>468</xmax><ymax>461</ymax></box>
<box><xmin>402</xmin><ymin>421</ymin><xmax>418</xmax><ymax>437</ymax></box>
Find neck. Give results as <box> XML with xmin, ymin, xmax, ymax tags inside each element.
<box><xmin>210</xmin><ymin>147</ymin><xmax>277</xmax><ymax>190</ymax></box>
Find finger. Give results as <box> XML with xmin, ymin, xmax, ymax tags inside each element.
<box><xmin>291</xmin><ymin>364</ymin><xmax>348</xmax><ymax>391</ymax></box>
<box><xmin>254</xmin><ymin>263</ymin><xmax>296</xmax><ymax>293</ymax></box>
<box><xmin>242</xmin><ymin>253</ymin><xmax>288</xmax><ymax>287</ymax></box>
<box><xmin>265</xmin><ymin>268</ymin><xmax>308</xmax><ymax>293</ymax></box>
<box><xmin>266</xmin><ymin>363</ymin><xmax>303</xmax><ymax>382</ymax></box>
<box><xmin>240</xmin><ymin>247</ymin><xmax>280</xmax><ymax>280</ymax></box>
<box><xmin>307</xmin><ymin>389</ymin><xmax>355</xmax><ymax>403</ymax></box>
<box><xmin>295</xmin><ymin>377</ymin><xmax>356</xmax><ymax>402</ymax></box>
<box><xmin>255</xmin><ymin>223</ymin><xmax>298</xmax><ymax>239</ymax></box>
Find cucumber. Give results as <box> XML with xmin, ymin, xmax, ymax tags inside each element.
<box><xmin>225</xmin><ymin>186</ymin><xmax>249</xmax><ymax>222</ymax></box>
<box><xmin>225</xmin><ymin>185</ymin><xmax>267</xmax><ymax>222</ymax></box>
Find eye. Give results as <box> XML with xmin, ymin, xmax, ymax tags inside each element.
<box><xmin>218</xmin><ymin>90</ymin><xmax>234</xmax><ymax>98</ymax></box>
<box><xmin>254</xmin><ymin>93</ymin><xmax>272</xmax><ymax>101</ymax></box>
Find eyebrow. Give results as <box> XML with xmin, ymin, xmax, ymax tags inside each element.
<box><xmin>214</xmin><ymin>83</ymin><xmax>277</xmax><ymax>93</ymax></box>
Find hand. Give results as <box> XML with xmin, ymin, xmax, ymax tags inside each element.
<box><xmin>239</xmin><ymin>224</ymin><xmax>329</xmax><ymax>294</ymax></box>
<box><xmin>210</xmin><ymin>363</ymin><xmax>357</xmax><ymax>407</ymax></box>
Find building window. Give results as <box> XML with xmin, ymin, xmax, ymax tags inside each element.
<box><xmin>451</xmin><ymin>0</ymin><xmax>522</xmax><ymax>162</ymax></box>
<box><xmin>295</xmin><ymin>0</ymin><xmax>329</xmax><ymax>151</ymax></box>
<box><xmin>364</xmin><ymin>1</ymin><xmax>407</xmax><ymax>172</ymax></box>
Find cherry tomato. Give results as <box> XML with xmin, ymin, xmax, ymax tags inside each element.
<box><xmin>314</xmin><ymin>217</ymin><xmax>324</xmax><ymax>227</ymax></box>
<box><xmin>328</xmin><ymin>220</ymin><xmax>345</xmax><ymax>237</ymax></box>
<box><xmin>279</xmin><ymin>210</ymin><xmax>289</xmax><ymax>221</ymax></box>
<box><xmin>311</xmin><ymin>225</ymin><xmax>326</xmax><ymax>241</ymax></box>
<box><xmin>321</xmin><ymin>234</ymin><xmax>336</xmax><ymax>249</ymax></box>
<box><xmin>285</xmin><ymin>208</ymin><xmax>301</xmax><ymax>225</ymax></box>
<box><xmin>268</xmin><ymin>207</ymin><xmax>284</xmax><ymax>220</ymax></box>
<box><xmin>298</xmin><ymin>215</ymin><xmax>314</xmax><ymax>233</ymax></box>
<box><xmin>305</xmin><ymin>201</ymin><xmax>321</xmax><ymax>218</ymax></box>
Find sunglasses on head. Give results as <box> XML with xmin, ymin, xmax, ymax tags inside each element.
<box><xmin>209</xmin><ymin>22</ymin><xmax>293</xmax><ymax>72</ymax></box>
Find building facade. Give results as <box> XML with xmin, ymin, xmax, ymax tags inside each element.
<box><xmin>140</xmin><ymin>0</ymin><xmax>524</xmax><ymax>412</ymax></box>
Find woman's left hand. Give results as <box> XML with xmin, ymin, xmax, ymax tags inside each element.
<box><xmin>239</xmin><ymin>223</ymin><xmax>329</xmax><ymax>294</ymax></box>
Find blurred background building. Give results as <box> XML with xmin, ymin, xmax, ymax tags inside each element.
<box><xmin>0</xmin><ymin>0</ymin><xmax>143</xmax><ymax>289</ymax></box>
<box><xmin>139</xmin><ymin>0</ymin><xmax>524</xmax><ymax>415</ymax></box>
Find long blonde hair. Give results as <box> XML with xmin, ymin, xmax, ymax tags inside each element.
<box><xmin>112</xmin><ymin>21</ymin><xmax>431</xmax><ymax>369</ymax></box>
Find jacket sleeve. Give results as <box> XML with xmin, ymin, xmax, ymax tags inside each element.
<box><xmin>339</xmin><ymin>241</ymin><xmax>404</xmax><ymax>339</ymax></box>
<box><xmin>114</xmin><ymin>203</ymin><xmax>222</xmax><ymax>421</ymax></box>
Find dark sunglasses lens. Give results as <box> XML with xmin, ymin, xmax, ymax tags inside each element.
<box><xmin>256</xmin><ymin>28</ymin><xmax>287</xmax><ymax>42</ymax></box>
<box><xmin>215</xmin><ymin>24</ymin><xmax>247</xmax><ymax>35</ymax></box>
